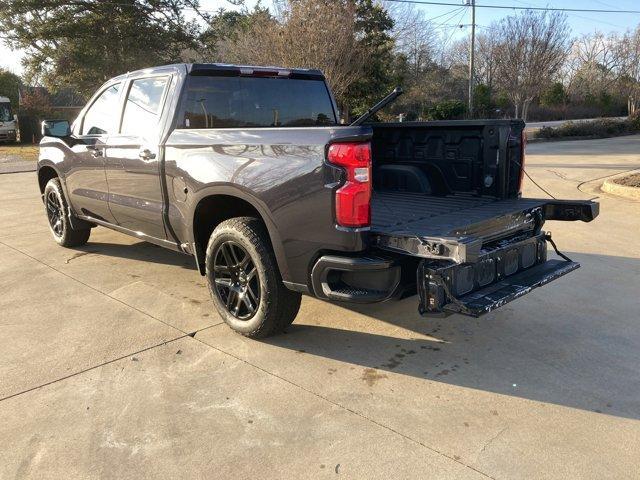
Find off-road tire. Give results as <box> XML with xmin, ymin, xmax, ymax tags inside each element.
<box><xmin>44</xmin><ymin>177</ymin><xmax>91</xmax><ymax>247</ymax></box>
<box><xmin>205</xmin><ymin>217</ymin><xmax>301</xmax><ymax>338</ymax></box>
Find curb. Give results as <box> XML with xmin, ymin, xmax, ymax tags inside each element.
<box><xmin>602</xmin><ymin>174</ymin><xmax>640</xmax><ymax>200</ymax></box>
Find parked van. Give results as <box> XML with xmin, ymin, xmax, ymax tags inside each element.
<box><xmin>0</xmin><ymin>96</ymin><xmax>17</xmax><ymax>142</ymax></box>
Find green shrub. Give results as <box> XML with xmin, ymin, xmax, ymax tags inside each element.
<box><xmin>534</xmin><ymin>118</ymin><xmax>632</xmax><ymax>139</ymax></box>
<box><xmin>541</xmin><ymin>82</ymin><xmax>568</xmax><ymax>107</ymax></box>
<box><xmin>425</xmin><ymin>100</ymin><xmax>466</xmax><ymax>120</ymax></box>
<box><xmin>629</xmin><ymin>112</ymin><xmax>640</xmax><ymax>132</ymax></box>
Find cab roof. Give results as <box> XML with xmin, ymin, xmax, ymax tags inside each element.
<box><xmin>113</xmin><ymin>63</ymin><xmax>325</xmax><ymax>81</ymax></box>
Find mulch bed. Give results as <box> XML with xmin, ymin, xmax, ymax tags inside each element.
<box><xmin>613</xmin><ymin>173</ymin><xmax>640</xmax><ymax>188</ymax></box>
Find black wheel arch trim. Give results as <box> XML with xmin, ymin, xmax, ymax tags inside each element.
<box><xmin>187</xmin><ymin>184</ymin><xmax>290</xmax><ymax>281</ymax></box>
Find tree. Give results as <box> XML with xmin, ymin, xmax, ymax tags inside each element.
<box><xmin>492</xmin><ymin>10</ymin><xmax>570</xmax><ymax>120</ymax></box>
<box><xmin>343</xmin><ymin>0</ymin><xmax>396</xmax><ymax>116</ymax></box>
<box><xmin>220</xmin><ymin>0</ymin><xmax>379</xmax><ymax>115</ymax></box>
<box><xmin>0</xmin><ymin>69</ymin><xmax>22</xmax><ymax>107</ymax></box>
<box><xmin>541</xmin><ymin>82</ymin><xmax>568</xmax><ymax>107</ymax></box>
<box><xmin>612</xmin><ymin>26</ymin><xmax>640</xmax><ymax>115</ymax></box>
<box><xmin>199</xmin><ymin>6</ymin><xmax>272</xmax><ymax>61</ymax></box>
<box><xmin>18</xmin><ymin>87</ymin><xmax>52</xmax><ymax>118</ymax></box>
<box><xmin>473</xmin><ymin>83</ymin><xmax>492</xmax><ymax>117</ymax></box>
<box><xmin>0</xmin><ymin>0</ymin><xmax>199</xmax><ymax>96</ymax></box>
<box><xmin>387</xmin><ymin>5</ymin><xmax>465</xmax><ymax>121</ymax></box>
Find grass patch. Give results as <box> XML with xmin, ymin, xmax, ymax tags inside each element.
<box><xmin>534</xmin><ymin>117</ymin><xmax>637</xmax><ymax>140</ymax></box>
<box><xmin>0</xmin><ymin>144</ymin><xmax>39</xmax><ymax>162</ymax></box>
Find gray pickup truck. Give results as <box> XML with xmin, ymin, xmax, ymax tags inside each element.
<box><xmin>37</xmin><ymin>63</ymin><xmax>598</xmax><ymax>337</ymax></box>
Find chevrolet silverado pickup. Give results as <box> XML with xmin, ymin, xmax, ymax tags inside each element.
<box><xmin>37</xmin><ymin>63</ymin><xmax>598</xmax><ymax>338</ymax></box>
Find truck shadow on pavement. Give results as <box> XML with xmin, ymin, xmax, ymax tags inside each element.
<box><xmin>263</xmin><ymin>251</ymin><xmax>640</xmax><ymax>421</ymax></box>
<box><xmin>68</xmin><ymin>237</ymin><xmax>640</xmax><ymax>421</ymax></box>
<box><xmin>72</xmin><ymin>240</ymin><xmax>197</xmax><ymax>269</ymax></box>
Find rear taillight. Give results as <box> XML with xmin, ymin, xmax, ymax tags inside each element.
<box><xmin>518</xmin><ymin>129</ymin><xmax>527</xmax><ymax>193</ymax></box>
<box><xmin>327</xmin><ymin>142</ymin><xmax>371</xmax><ymax>227</ymax></box>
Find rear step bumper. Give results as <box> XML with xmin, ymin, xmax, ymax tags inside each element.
<box><xmin>418</xmin><ymin>232</ymin><xmax>578</xmax><ymax>317</ymax></box>
<box><xmin>311</xmin><ymin>255</ymin><xmax>401</xmax><ymax>303</ymax></box>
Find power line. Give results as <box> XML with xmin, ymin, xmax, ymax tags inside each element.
<box><xmin>422</xmin><ymin>5</ymin><xmax>466</xmax><ymax>22</ymax></box>
<box><xmin>510</xmin><ymin>0</ymin><xmax>627</xmax><ymax>28</ymax></box>
<box><xmin>440</xmin><ymin>6</ymin><xmax>468</xmax><ymax>51</ymax></box>
<box><xmin>429</xmin><ymin>6</ymin><xmax>466</xmax><ymax>28</ymax></box>
<box><xmin>382</xmin><ymin>0</ymin><xmax>640</xmax><ymax>14</ymax></box>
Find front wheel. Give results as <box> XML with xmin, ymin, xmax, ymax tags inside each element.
<box><xmin>44</xmin><ymin>177</ymin><xmax>91</xmax><ymax>247</ymax></box>
<box><xmin>205</xmin><ymin>217</ymin><xmax>301</xmax><ymax>338</ymax></box>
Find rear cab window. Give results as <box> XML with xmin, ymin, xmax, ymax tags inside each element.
<box><xmin>177</xmin><ymin>75</ymin><xmax>337</xmax><ymax>129</ymax></box>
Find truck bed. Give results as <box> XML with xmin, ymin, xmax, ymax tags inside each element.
<box><xmin>370</xmin><ymin>192</ymin><xmax>549</xmax><ymax>263</ymax></box>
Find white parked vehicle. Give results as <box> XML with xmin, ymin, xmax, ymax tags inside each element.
<box><xmin>0</xmin><ymin>96</ymin><xmax>17</xmax><ymax>142</ymax></box>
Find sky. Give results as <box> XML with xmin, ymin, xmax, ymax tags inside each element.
<box><xmin>2</xmin><ymin>0</ymin><xmax>640</xmax><ymax>75</ymax></box>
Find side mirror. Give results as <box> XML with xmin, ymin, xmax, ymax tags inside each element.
<box><xmin>42</xmin><ymin>119</ymin><xmax>71</xmax><ymax>138</ymax></box>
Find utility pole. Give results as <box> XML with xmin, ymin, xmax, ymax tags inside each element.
<box><xmin>468</xmin><ymin>0</ymin><xmax>476</xmax><ymax>118</ymax></box>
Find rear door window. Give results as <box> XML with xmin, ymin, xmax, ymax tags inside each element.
<box><xmin>81</xmin><ymin>83</ymin><xmax>122</xmax><ymax>135</ymax></box>
<box><xmin>178</xmin><ymin>76</ymin><xmax>336</xmax><ymax>128</ymax></box>
<box><xmin>121</xmin><ymin>76</ymin><xmax>169</xmax><ymax>137</ymax></box>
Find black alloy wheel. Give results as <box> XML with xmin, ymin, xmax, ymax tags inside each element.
<box><xmin>46</xmin><ymin>189</ymin><xmax>64</xmax><ymax>237</ymax></box>
<box><xmin>212</xmin><ymin>240</ymin><xmax>260</xmax><ymax>320</ymax></box>
<box><xmin>43</xmin><ymin>177</ymin><xmax>91</xmax><ymax>247</ymax></box>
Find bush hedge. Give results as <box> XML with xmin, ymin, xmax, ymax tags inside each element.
<box><xmin>534</xmin><ymin>117</ymin><xmax>638</xmax><ymax>140</ymax></box>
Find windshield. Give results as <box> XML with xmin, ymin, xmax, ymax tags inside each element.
<box><xmin>178</xmin><ymin>75</ymin><xmax>337</xmax><ymax>129</ymax></box>
<box><xmin>0</xmin><ymin>102</ymin><xmax>12</xmax><ymax>122</ymax></box>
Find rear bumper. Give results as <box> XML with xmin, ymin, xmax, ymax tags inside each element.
<box><xmin>310</xmin><ymin>231</ymin><xmax>582</xmax><ymax>316</ymax></box>
<box><xmin>311</xmin><ymin>255</ymin><xmax>402</xmax><ymax>303</ymax></box>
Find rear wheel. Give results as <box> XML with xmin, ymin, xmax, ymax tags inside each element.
<box><xmin>205</xmin><ymin>217</ymin><xmax>301</xmax><ymax>338</ymax></box>
<box><xmin>44</xmin><ymin>177</ymin><xmax>91</xmax><ymax>247</ymax></box>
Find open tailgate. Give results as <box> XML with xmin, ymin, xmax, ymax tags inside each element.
<box><xmin>416</xmin><ymin>231</ymin><xmax>580</xmax><ymax>316</ymax></box>
<box><xmin>369</xmin><ymin>192</ymin><xmax>598</xmax><ymax>317</ymax></box>
<box><xmin>370</xmin><ymin>192</ymin><xmax>598</xmax><ymax>263</ymax></box>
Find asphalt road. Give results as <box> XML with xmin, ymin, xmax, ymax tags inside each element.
<box><xmin>1</xmin><ymin>136</ymin><xmax>640</xmax><ymax>479</ymax></box>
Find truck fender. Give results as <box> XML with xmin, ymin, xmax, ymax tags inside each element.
<box><xmin>187</xmin><ymin>185</ymin><xmax>291</xmax><ymax>282</ymax></box>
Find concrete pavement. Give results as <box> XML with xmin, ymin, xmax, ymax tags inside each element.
<box><xmin>1</xmin><ymin>136</ymin><xmax>640</xmax><ymax>479</ymax></box>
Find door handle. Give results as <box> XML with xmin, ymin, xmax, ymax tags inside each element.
<box><xmin>139</xmin><ymin>149</ymin><xmax>156</xmax><ymax>160</ymax></box>
<box><xmin>86</xmin><ymin>145</ymin><xmax>103</xmax><ymax>158</ymax></box>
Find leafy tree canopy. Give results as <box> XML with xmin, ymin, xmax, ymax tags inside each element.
<box><xmin>0</xmin><ymin>69</ymin><xmax>22</xmax><ymax>107</ymax></box>
<box><xmin>0</xmin><ymin>0</ymin><xmax>199</xmax><ymax>96</ymax></box>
